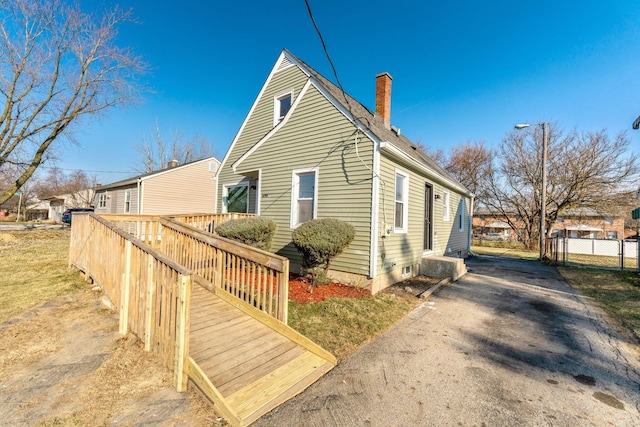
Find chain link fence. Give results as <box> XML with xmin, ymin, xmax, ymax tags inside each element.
<box><xmin>549</xmin><ymin>237</ymin><xmax>639</xmax><ymax>271</ymax></box>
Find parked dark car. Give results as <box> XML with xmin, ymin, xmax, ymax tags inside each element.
<box><xmin>62</xmin><ymin>208</ymin><xmax>94</xmax><ymax>225</ymax></box>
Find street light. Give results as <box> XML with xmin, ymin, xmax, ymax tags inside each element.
<box><xmin>515</xmin><ymin>122</ymin><xmax>548</xmax><ymax>261</ymax></box>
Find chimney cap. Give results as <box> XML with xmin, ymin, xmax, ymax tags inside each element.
<box><xmin>376</xmin><ymin>72</ymin><xmax>393</xmax><ymax>80</ymax></box>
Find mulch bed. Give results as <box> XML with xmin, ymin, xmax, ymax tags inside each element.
<box><xmin>288</xmin><ymin>274</ymin><xmax>371</xmax><ymax>304</ymax></box>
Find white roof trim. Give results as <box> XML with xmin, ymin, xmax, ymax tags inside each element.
<box><xmin>139</xmin><ymin>156</ymin><xmax>219</xmax><ymax>182</ymax></box>
<box><xmin>233</xmin><ymin>79</ymin><xmax>312</xmax><ymax>172</ymax></box>
<box><xmin>283</xmin><ymin>53</ymin><xmax>382</xmax><ymax>147</ymax></box>
<box><xmin>218</xmin><ymin>51</ymin><xmax>288</xmax><ymax>175</ymax></box>
<box><xmin>380</xmin><ymin>141</ymin><xmax>472</xmax><ymax>197</ymax></box>
<box><xmin>485</xmin><ymin>221</ymin><xmax>510</xmax><ymax>228</ymax></box>
<box><xmin>566</xmin><ymin>224</ymin><xmax>603</xmax><ymax>232</ymax></box>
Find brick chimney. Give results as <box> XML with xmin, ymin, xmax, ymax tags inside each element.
<box><xmin>168</xmin><ymin>159</ymin><xmax>179</xmax><ymax>169</ymax></box>
<box><xmin>375</xmin><ymin>72</ymin><xmax>392</xmax><ymax>129</ymax></box>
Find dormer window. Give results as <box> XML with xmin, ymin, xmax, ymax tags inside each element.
<box><xmin>274</xmin><ymin>91</ymin><xmax>293</xmax><ymax>125</ymax></box>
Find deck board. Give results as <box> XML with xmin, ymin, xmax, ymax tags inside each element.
<box><xmin>188</xmin><ymin>283</ymin><xmax>335</xmax><ymax>426</ymax></box>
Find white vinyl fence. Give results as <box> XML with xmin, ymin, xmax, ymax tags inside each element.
<box><xmin>549</xmin><ymin>237</ymin><xmax>639</xmax><ymax>271</ymax></box>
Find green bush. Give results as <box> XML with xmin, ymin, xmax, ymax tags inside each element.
<box><xmin>215</xmin><ymin>217</ymin><xmax>276</xmax><ymax>251</ymax></box>
<box><xmin>291</xmin><ymin>218</ymin><xmax>355</xmax><ymax>282</ymax></box>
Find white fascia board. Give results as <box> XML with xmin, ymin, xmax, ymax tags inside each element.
<box><xmin>139</xmin><ymin>156</ymin><xmax>219</xmax><ymax>183</ymax></box>
<box><xmin>380</xmin><ymin>141</ymin><xmax>474</xmax><ymax>198</ymax></box>
<box><xmin>283</xmin><ymin>54</ymin><xmax>381</xmax><ymax>146</ymax></box>
<box><xmin>232</xmin><ymin>79</ymin><xmax>312</xmax><ymax>172</ymax></box>
<box><xmin>218</xmin><ymin>51</ymin><xmax>289</xmax><ymax>174</ymax></box>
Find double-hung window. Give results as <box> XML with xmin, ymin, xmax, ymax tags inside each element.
<box><xmin>124</xmin><ymin>190</ymin><xmax>131</xmax><ymax>213</ymax></box>
<box><xmin>291</xmin><ymin>168</ymin><xmax>318</xmax><ymax>228</ymax></box>
<box><xmin>443</xmin><ymin>191</ymin><xmax>450</xmax><ymax>221</ymax></box>
<box><xmin>394</xmin><ymin>170</ymin><xmax>409</xmax><ymax>232</ymax></box>
<box><xmin>98</xmin><ymin>193</ymin><xmax>106</xmax><ymax>209</ymax></box>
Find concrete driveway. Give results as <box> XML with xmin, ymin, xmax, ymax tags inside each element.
<box><xmin>255</xmin><ymin>255</ymin><xmax>640</xmax><ymax>426</ymax></box>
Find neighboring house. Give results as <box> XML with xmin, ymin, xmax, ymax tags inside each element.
<box><xmin>552</xmin><ymin>208</ymin><xmax>625</xmax><ymax>239</ymax></box>
<box><xmin>216</xmin><ymin>49</ymin><xmax>473</xmax><ymax>293</ymax></box>
<box><xmin>93</xmin><ymin>157</ymin><xmax>220</xmax><ymax>215</ymax></box>
<box><xmin>40</xmin><ymin>189</ymin><xmax>95</xmax><ymax>223</ymax></box>
<box><xmin>473</xmin><ymin>207</ymin><xmax>625</xmax><ymax>241</ymax></box>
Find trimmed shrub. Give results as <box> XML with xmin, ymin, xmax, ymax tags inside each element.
<box><xmin>291</xmin><ymin>218</ymin><xmax>356</xmax><ymax>283</ymax></box>
<box><xmin>215</xmin><ymin>217</ymin><xmax>276</xmax><ymax>251</ymax></box>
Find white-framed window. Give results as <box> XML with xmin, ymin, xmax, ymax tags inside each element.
<box><xmin>223</xmin><ymin>183</ymin><xmax>249</xmax><ymax>213</ymax></box>
<box><xmin>124</xmin><ymin>190</ymin><xmax>131</xmax><ymax>213</ymax></box>
<box><xmin>98</xmin><ymin>193</ymin><xmax>106</xmax><ymax>209</ymax></box>
<box><xmin>402</xmin><ymin>265</ymin><xmax>412</xmax><ymax>278</ymax></box>
<box><xmin>443</xmin><ymin>191</ymin><xmax>450</xmax><ymax>221</ymax></box>
<box><xmin>273</xmin><ymin>90</ymin><xmax>293</xmax><ymax>126</ymax></box>
<box><xmin>394</xmin><ymin>170</ymin><xmax>409</xmax><ymax>233</ymax></box>
<box><xmin>290</xmin><ymin>168</ymin><xmax>318</xmax><ymax>228</ymax></box>
<box><xmin>458</xmin><ymin>198</ymin><xmax>465</xmax><ymax>231</ymax></box>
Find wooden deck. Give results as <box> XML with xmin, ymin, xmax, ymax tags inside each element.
<box><xmin>188</xmin><ymin>284</ymin><xmax>335</xmax><ymax>426</ymax></box>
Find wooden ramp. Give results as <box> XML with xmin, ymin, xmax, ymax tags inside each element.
<box><xmin>188</xmin><ymin>283</ymin><xmax>335</xmax><ymax>426</ymax></box>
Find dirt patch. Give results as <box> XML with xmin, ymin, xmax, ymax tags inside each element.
<box><xmin>288</xmin><ymin>275</ymin><xmax>371</xmax><ymax>304</ymax></box>
<box><xmin>381</xmin><ymin>275</ymin><xmax>442</xmax><ymax>299</ymax></box>
<box><xmin>0</xmin><ymin>286</ymin><xmax>223</xmax><ymax>426</ymax></box>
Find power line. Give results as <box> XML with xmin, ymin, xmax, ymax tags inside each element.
<box><xmin>40</xmin><ymin>166</ymin><xmax>131</xmax><ymax>174</ymax></box>
<box><xmin>303</xmin><ymin>0</ymin><xmax>353</xmax><ymax>115</ymax></box>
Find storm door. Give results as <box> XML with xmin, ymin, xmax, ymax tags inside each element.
<box><xmin>424</xmin><ymin>183</ymin><xmax>433</xmax><ymax>251</ymax></box>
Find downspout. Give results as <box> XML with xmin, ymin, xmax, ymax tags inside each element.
<box><xmin>369</xmin><ymin>139</ymin><xmax>381</xmax><ymax>280</ymax></box>
<box><xmin>137</xmin><ymin>178</ymin><xmax>142</xmax><ymax>214</ymax></box>
<box><xmin>468</xmin><ymin>194</ymin><xmax>475</xmax><ymax>256</ymax></box>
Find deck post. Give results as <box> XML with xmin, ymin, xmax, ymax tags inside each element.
<box><xmin>216</xmin><ymin>249</ymin><xmax>224</xmax><ymax>289</ymax></box>
<box><xmin>279</xmin><ymin>261</ymin><xmax>289</xmax><ymax>324</ymax></box>
<box><xmin>120</xmin><ymin>240</ymin><xmax>132</xmax><ymax>335</ymax></box>
<box><xmin>144</xmin><ymin>253</ymin><xmax>154</xmax><ymax>351</ymax></box>
<box><xmin>174</xmin><ymin>273</ymin><xmax>191</xmax><ymax>392</ymax></box>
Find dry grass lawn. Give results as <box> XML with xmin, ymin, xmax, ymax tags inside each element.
<box><xmin>558</xmin><ymin>266</ymin><xmax>640</xmax><ymax>342</ymax></box>
<box><xmin>0</xmin><ymin>229</ymin><xmax>85</xmax><ymax>322</ymax></box>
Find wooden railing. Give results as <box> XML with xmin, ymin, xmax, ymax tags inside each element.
<box><xmin>158</xmin><ymin>217</ymin><xmax>289</xmax><ymax>323</ymax></box>
<box><xmin>98</xmin><ymin>213</ymin><xmax>289</xmax><ymax>324</ymax></box>
<box><xmin>168</xmin><ymin>213</ymin><xmax>255</xmax><ymax>234</ymax></box>
<box><xmin>69</xmin><ymin>213</ymin><xmax>191</xmax><ymax>392</ymax></box>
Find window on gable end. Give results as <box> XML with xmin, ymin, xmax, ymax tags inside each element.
<box><xmin>274</xmin><ymin>91</ymin><xmax>293</xmax><ymax>126</ymax></box>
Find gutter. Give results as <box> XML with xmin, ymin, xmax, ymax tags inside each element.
<box><xmin>379</xmin><ymin>141</ymin><xmax>474</xmax><ymax>198</ymax></box>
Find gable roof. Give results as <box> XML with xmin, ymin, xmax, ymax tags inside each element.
<box><xmin>230</xmin><ymin>49</ymin><xmax>470</xmax><ymax>196</ymax></box>
<box><xmin>95</xmin><ymin>156</ymin><xmax>219</xmax><ymax>191</ymax></box>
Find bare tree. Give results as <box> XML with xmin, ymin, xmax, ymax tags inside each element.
<box><xmin>485</xmin><ymin>124</ymin><xmax>640</xmax><ymax>249</ymax></box>
<box><xmin>444</xmin><ymin>140</ymin><xmax>492</xmax><ymax>206</ymax></box>
<box><xmin>0</xmin><ymin>0</ymin><xmax>145</xmax><ymax>205</ymax></box>
<box><xmin>32</xmin><ymin>167</ymin><xmax>95</xmax><ymax>203</ymax></box>
<box><xmin>132</xmin><ymin>120</ymin><xmax>214</xmax><ymax>173</ymax></box>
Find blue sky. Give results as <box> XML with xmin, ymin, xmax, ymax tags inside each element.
<box><xmin>62</xmin><ymin>0</ymin><xmax>640</xmax><ymax>183</ymax></box>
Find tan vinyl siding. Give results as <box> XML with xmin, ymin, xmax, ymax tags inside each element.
<box><xmin>142</xmin><ymin>160</ymin><xmax>217</xmax><ymax>214</ymax></box>
<box><xmin>217</xmin><ymin>65</ymin><xmax>310</xmax><ymax>211</ymax></box>
<box><xmin>229</xmin><ymin>84</ymin><xmax>374</xmax><ymax>276</ymax></box>
<box><xmin>376</xmin><ymin>156</ymin><xmax>470</xmax><ymax>275</ymax></box>
<box><xmin>112</xmin><ymin>185</ymin><xmax>138</xmax><ymax>214</ymax></box>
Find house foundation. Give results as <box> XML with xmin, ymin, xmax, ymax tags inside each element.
<box><xmin>420</xmin><ymin>256</ymin><xmax>467</xmax><ymax>281</ymax></box>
